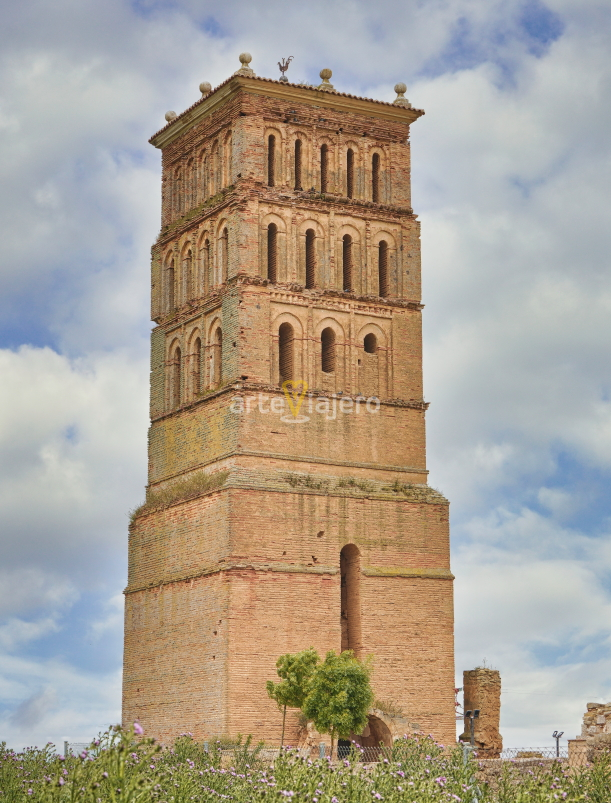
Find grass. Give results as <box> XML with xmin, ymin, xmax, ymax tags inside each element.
<box><xmin>1</xmin><ymin>726</ymin><xmax>611</xmax><ymax>803</ymax></box>
<box><xmin>130</xmin><ymin>470</ymin><xmax>228</xmax><ymax>523</ymax></box>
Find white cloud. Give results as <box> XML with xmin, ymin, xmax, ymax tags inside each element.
<box><xmin>0</xmin><ymin>345</ymin><xmax>148</xmax><ymax>576</ymax></box>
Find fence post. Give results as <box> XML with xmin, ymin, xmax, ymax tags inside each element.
<box><xmin>318</xmin><ymin>743</ymin><xmax>326</xmax><ymax>759</ymax></box>
<box><xmin>204</xmin><ymin>741</ymin><xmax>209</xmax><ymax>752</ymax></box>
<box><xmin>64</xmin><ymin>741</ymin><xmax>69</xmax><ymax>758</ymax></box>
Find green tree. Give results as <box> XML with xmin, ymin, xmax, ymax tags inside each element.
<box><xmin>302</xmin><ymin>650</ymin><xmax>374</xmax><ymax>758</ymax></box>
<box><xmin>266</xmin><ymin>647</ymin><xmax>320</xmax><ymax>746</ymax></box>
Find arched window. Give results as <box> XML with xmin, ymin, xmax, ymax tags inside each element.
<box><xmin>201</xmin><ymin>238</ymin><xmax>210</xmax><ymax>294</ymax></box>
<box><xmin>267</xmin><ymin>135</ymin><xmax>275</xmax><ymax>187</ymax></box>
<box><xmin>320</xmin><ymin>144</ymin><xmax>328</xmax><ymax>193</ymax></box>
<box><xmin>218</xmin><ymin>227</ymin><xmax>229</xmax><ymax>283</ymax></box>
<box><xmin>202</xmin><ymin>155</ymin><xmax>209</xmax><ymax>199</ymax></box>
<box><xmin>175</xmin><ymin>169</ymin><xmax>183</xmax><ymax>215</ymax></box>
<box><xmin>267</xmin><ymin>223</ymin><xmax>278</xmax><ymax>283</ymax></box>
<box><xmin>340</xmin><ymin>544</ymin><xmax>362</xmax><ymax>655</ymax></box>
<box><xmin>294</xmin><ymin>139</ymin><xmax>302</xmax><ymax>190</ymax></box>
<box><xmin>170</xmin><ymin>346</ymin><xmax>182</xmax><ymax>409</ymax></box>
<box><xmin>186</xmin><ymin>159</ymin><xmax>193</xmax><ymax>208</ymax></box>
<box><xmin>184</xmin><ymin>249</ymin><xmax>193</xmax><ymax>300</ymax></box>
<box><xmin>211</xmin><ymin>142</ymin><xmax>219</xmax><ymax>194</ymax></box>
<box><xmin>167</xmin><ymin>259</ymin><xmax>175</xmax><ymax>312</ymax></box>
<box><xmin>192</xmin><ymin>337</ymin><xmax>201</xmax><ymax>396</ymax></box>
<box><xmin>342</xmin><ymin>234</ymin><xmax>353</xmax><ymax>292</ymax></box>
<box><xmin>223</xmin><ymin>133</ymin><xmax>232</xmax><ymax>186</ymax></box>
<box><xmin>278</xmin><ymin>322</ymin><xmax>294</xmax><ymax>384</ymax></box>
<box><xmin>378</xmin><ymin>240</ymin><xmax>389</xmax><ymax>297</ymax></box>
<box><xmin>346</xmin><ymin>148</ymin><xmax>354</xmax><ymax>198</ymax></box>
<box><xmin>305</xmin><ymin>229</ymin><xmax>316</xmax><ymax>289</ymax></box>
<box><xmin>372</xmin><ymin>152</ymin><xmax>380</xmax><ymax>203</ymax></box>
<box><xmin>211</xmin><ymin>327</ymin><xmax>222</xmax><ymax>387</ymax></box>
<box><xmin>321</xmin><ymin>327</ymin><xmax>335</xmax><ymax>373</ymax></box>
<box><xmin>364</xmin><ymin>333</ymin><xmax>377</xmax><ymax>354</ymax></box>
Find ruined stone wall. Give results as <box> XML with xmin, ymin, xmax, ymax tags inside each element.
<box><xmin>461</xmin><ymin>668</ymin><xmax>503</xmax><ymax>758</ymax></box>
<box><xmin>581</xmin><ymin>702</ymin><xmax>611</xmax><ymax>737</ymax></box>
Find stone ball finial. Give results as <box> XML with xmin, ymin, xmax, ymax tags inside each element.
<box><xmin>199</xmin><ymin>81</ymin><xmax>212</xmax><ymax>95</ymax></box>
<box><xmin>165</xmin><ymin>111</ymin><xmax>177</xmax><ymax>122</ymax></box>
<box><xmin>235</xmin><ymin>52</ymin><xmax>255</xmax><ymax>76</ymax></box>
<box><xmin>318</xmin><ymin>68</ymin><xmax>335</xmax><ymax>91</ymax></box>
<box><xmin>393</xmin><ymin>82</ymin><xmax>412</xmax><ymax>108</ymax></box>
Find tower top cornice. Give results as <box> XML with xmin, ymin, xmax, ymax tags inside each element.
<box><xmin>150</xmin><ymin>73</ymin><xmax>424</xmax><ymax>150</ymax></box>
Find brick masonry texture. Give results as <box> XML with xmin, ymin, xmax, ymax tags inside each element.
<box><xmin>123</xmin><ymin>72</ymin><xmax>456</xmax><ymax>747</ymax></box>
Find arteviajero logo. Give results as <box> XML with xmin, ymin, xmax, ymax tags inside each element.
<box><xmin>281</xmin><ymin>380</ymin><xmax>309</xmax><ymax>422</ymax></box>
<box><xmin>229</xmin><ymin>382</ymin><xmax>380</xmax><ymax>423</ymax></box>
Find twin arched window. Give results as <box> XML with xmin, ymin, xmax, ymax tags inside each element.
<box><xmin>276</xmin><ymin>323</ymin><xmax>336</xmax><ymax>384</ymax></box>
<box><xmin>168</xmin><ymin>327</ymin><xmax>221</xmax><ymax>410</ymax></box>
<box><xmin>275</xmin><ymin>324</ymin><xmax>381</xmax><ymax>390</ymax></box>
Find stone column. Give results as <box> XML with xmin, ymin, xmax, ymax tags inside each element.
<box><xmin>460</xmin><ymin>668</ymin><xmax>502</xmax><ymax>758</ymax></box>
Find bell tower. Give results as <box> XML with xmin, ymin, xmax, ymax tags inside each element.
<box><xmin>123</xmin><ymin>55</ymin><xmax>455</xmax><ymax>746</ymax></box>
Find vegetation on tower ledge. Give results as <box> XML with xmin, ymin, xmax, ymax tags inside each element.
<box><xmin>129</xmin><ymin>470</ymin><xmax>228</xmax><ymax>523</ymax></box>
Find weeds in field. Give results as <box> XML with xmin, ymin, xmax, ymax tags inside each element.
<box><xmin>1</xmin><ymin>726</ymin><xmax>610</xmax><ymax>803</ymax></box>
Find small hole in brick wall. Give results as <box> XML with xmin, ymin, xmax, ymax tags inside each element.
<box><xmin>213</xmin><ymin>630</ymin><xmax>217</xmax><ymax>635</ymax></box>
<box><xmin>317</xmin><ymin>531</ymin><xmax>324</xmax><ymax>538</ymax></box>
<box><xmin>312</xmin><ymin>555</ymin><xmax>318</xmax><ymax>562</ymax></box>
<box><xmin>241</xmin><ymin>375</ymin><xmax>248</xmax><ymax>380</ymax></box>
<box><xmin>213</xmin><ymin>655</ymin><xmax>215</xmax><ymax>659</ymax></box>
<box><xmin>233</xmin><ymin>341</ymin><xmax>237</xmax><ymax>347</ymax></box>
<box><xmin>358</xmin><ymin>359</ymin><xmax>361</xmax><ymax>366</ymax></box>
<box><xmin>282</xmin><ymin>551</ymin><xmax>286</xmax><ymax>555</ymax></box>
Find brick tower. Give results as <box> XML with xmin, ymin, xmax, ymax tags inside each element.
<box><xmin>123</xmin><ymin>55</ymin><xmax>455</xmax><ymax>746</ymax></box>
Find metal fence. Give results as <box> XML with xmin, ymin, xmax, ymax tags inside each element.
<box><xmin>213</xmin><ymin>744</ymin><xmax>394</xmax><ymax>764</ymax></box>
<box><xmin>499</xmin><ymin>747</ymin><xmax>569</xmax><ymax>760</ymax></box>
<box><xmin>60</xmin><ymin>741</ymin><xmax>589</xmax><ymax>767</ymax></box>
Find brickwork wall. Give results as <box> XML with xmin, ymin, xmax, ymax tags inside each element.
<box><xmin>123</xmin><ymin>573</ymin><xmax>230</xmax><ymax>739</ymax></box>
<box><xmin>124</xmin><ymin>74</ymin><xmax>455</xmax><ymax>748</ymax></box>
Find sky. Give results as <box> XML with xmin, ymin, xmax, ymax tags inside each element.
<box><xmin>1</xmin><ymin>0</ymin><xmax>611</xmax><ymax>752</ymax></box>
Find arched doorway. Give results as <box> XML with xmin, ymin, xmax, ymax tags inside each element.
<box><xmin>338</xmin><ymin>715</ymin><xmax>393</xmax><ymax>761</ymax></box>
